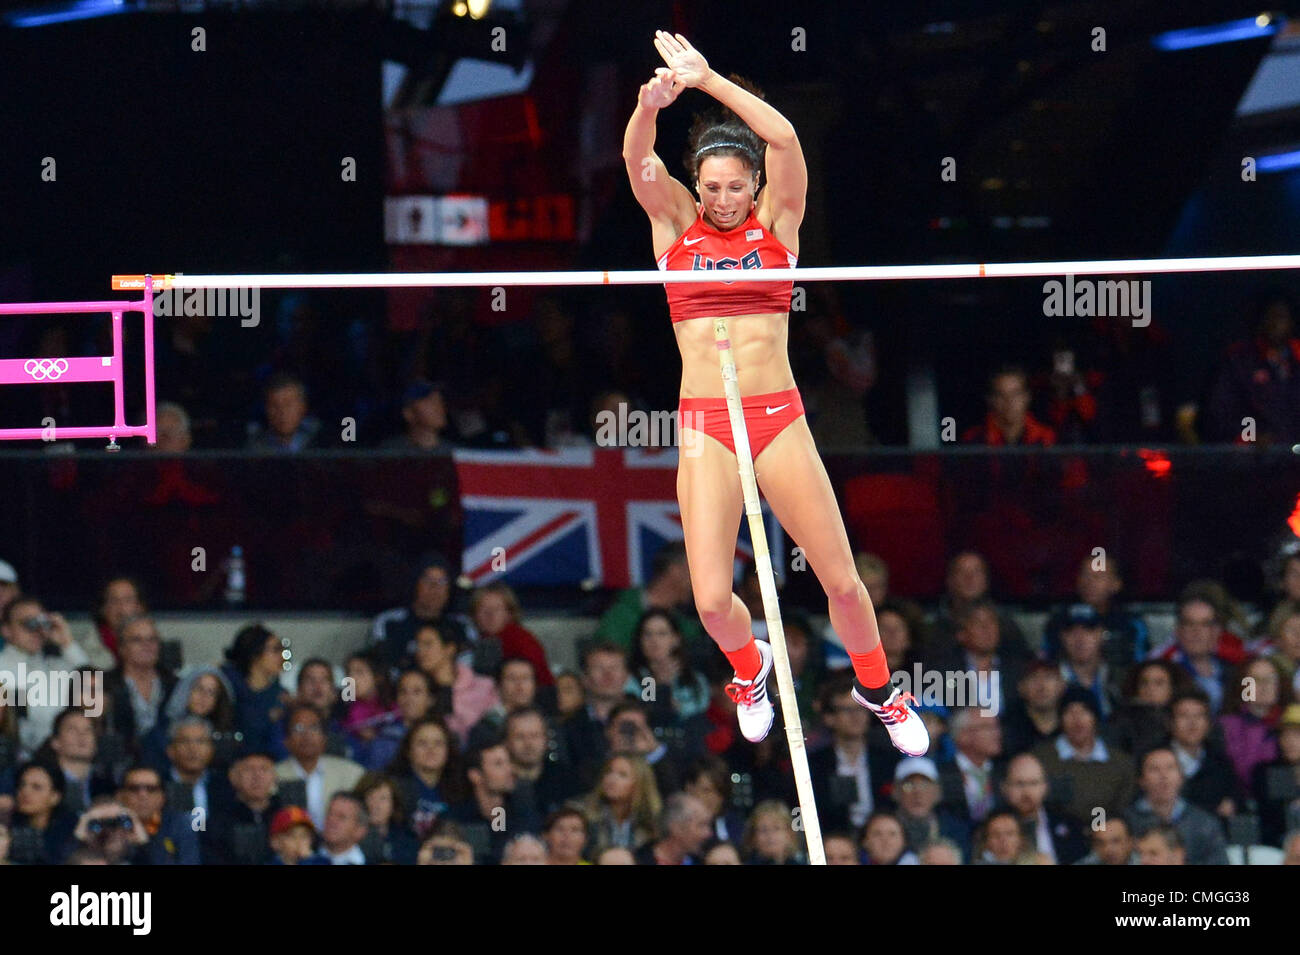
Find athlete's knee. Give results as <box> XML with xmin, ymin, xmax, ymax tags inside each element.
<box><xmin>693</xmin><ymin>585</ymin><xmax>737</xmax><ymax>622</ymax></box>
<box><xmin>824</xmin><ymin>571</ymin><xmax>866</xmax><ymax>607</ymax></box>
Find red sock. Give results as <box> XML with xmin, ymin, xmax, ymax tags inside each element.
<box><xmin>848</xmin><ymin>643</ymin><xmax>892</xmax><ymax>690</ymax></box>
<box><xmin>723</xmin><ymin>638</ymin><xmax>761</xmax><ymax>682</ymax></box>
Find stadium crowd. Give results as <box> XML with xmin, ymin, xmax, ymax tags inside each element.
<box><xmin>1</xmin><ymin>541</ymin><xmax>1299</xmax><ymax>866</ymax></box>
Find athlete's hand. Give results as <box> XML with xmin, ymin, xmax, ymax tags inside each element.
<box><xmin>639</xmin><ymin>67</ymin><xmax>683</xmax><ymax>110</ymax></box>
<box><xmin>653</xmin><ymin>31</ymin><xmax>711</xmax><ymax>88</ymax></box>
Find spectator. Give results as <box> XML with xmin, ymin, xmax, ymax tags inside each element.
<box><xmin>939</xmin><ymin>709</ymin><xmax>1005</xmax><ymax>825</ymax></box>
<box><xmin>1032</xmin><ymin>687</ymin><xmax>1136</xmax><ymax>822</ymax></box>
<box><xmin>306</xmin><ymin>792</ymin><xmax>369</xmax><ymax>865</ymax></box>
<box><xmin>1283</xmin><ymin>829</ymin><xmax>1300</xmax><ymax>865</ymax></box>
<box><xmin>274</xmin><ymin>704</ymin><xmax>365</xmax><ymax>830</ymax></box>
<box><xmin>809</xmin><ymin>674</ymin><xmax>896</xmax><ymax>832</ymax></box>
<box><xmin>742</xmin><ymin>800</ymin><xmax>804</xmax><ymax>865</ymax></box>
<box><xmin>1075</xmin><ymin>816</ymin><xmax>1137</xmax><ymax>865</ymax></box>
<box><xmin>1105</xmin><ymin>660</ymin><xmax>1189</xmax><ymax>759</ymax></box>
<box><xmin>163</xmin><ymin>716</ymin><xmax>221</xmax><ymax>816</ymax></box>
<box><xmin>892</xmin><ymin>756</ymin><xmax>971</xmax><ymax>858</ymax></box>
<box><xmin>635</xmin><ymin>793</ymin><xmax>711</xmax><ymax>865</ymax></box>
<box><xmin>469</xmin><ymin>582</ymin><xmax>554</xmax><ymax>687</ymax></box>
<box><xmin>595</xmin><ymin>846</ymin><xmax>636</xmax><ymax>865</ymax></box>
<box><xmin>369</xmin><ymin>554</ymin><xmax>476</xmax><ymax>676</ymax></box>
<box><xmin>779</xmin><ymin>611</ymin><xmax>831</xmax><ymax>723</ymax></box>
<box><xmin>973</xmin><ymin>808</ymin><xmax>1044</xmax><ymax>865</ymax></box>
<box><xmin>931</xmin><ymin>598</ymin><xmax>1027</xmax><ymax>720</ymax></box>
<box><xmin>501</xmin><ymin>833</ymin><xmax>548</xmax><ymax>865</ymax></box>
<box><xmin>1035</xmin><ymin>344</ymin><xmax>1099</xmax><ymax>443</ymax></box>
<box><xmin>355</xmin><ymin>772</ymin><xmax>419</xmax><ymax>865</ymax></box>
<box><xmin>626</xmin><ymin>609</ymin><xmax>710</xmax><ymax>722</ymax></box>
<box><xmin>386</xmin><ymin>716</ymin><xmax>468</xmax><ymax>840</ymax></box>
<box><xmin>918</xmin><ymin>838</ymin><xmax>963</xmax><ymax>865</ymax></box>
<box><xmin>0</xmin><ymin>560</ymin><xmax>19</xmax><ymax>622</ymax></box>
<box><xmin>142</xmin><ymin>667</ymin><xmax>239</xmax><ymax>774</ymax></box>
<box><xmin>1260</xmin><ymin>599</ymin><xmax>1300</xmax><ymax>697</ymax></box>
<box><xmin>874</xmin><ymin>599</ymin><xmax>926</xmax><ymax>676</ymax></box>
<box><xmin>554</xmin><ymin>671</ymin><xmax>585</xmax><ymax>721</ymax></box>
<box><xmin>1000</xmin><ymin>752</ymin><xmax>1087</xmax><ymax>865</ymax></box>
<box><xmin>152</xmin><ymin>401</ymin><xmax>193</xmax><ymax>454</ymax></box>
<box><xmin>577</xmin><ymin>753</ymin><xmax>661</xmax><ymax>858</ymax></box>
<box><xmin>0</xmin><ymin>820</ymin><xmax>10</xmax><ymax>865</ymax></box>
<box><xmin>823</xmin><ymin>832</ymin><xmax>861</xmax><ymax>865</ymax></box>
<box><xmin>504</xmin><ymin>707</ymin><xmax>578</xmax><ymax>818</ymax></box>
<box><xmin>468</xmin><ymin>657</ymin><xmax>540</xmax><ymax>749</ymax></box>
<box><xmin>683</xmin><ymin>754</ymin><xmax>745</xmax><ymax>844</ymax></box>
<box><xmin>1205</xmin><ymin>290</ymin><xmax>1300</xmax><ymax>446</ymax></box>
<box><xmin>380</xmin><ymin>380</ymin><xmax>455</xmax><ymax>451</ymax></box>
<box><xmin>357</xmin><ymin>670</ymin><xmax>437</xmax><ymax>772</ymax></box>
<box><xmin>203</xmin><ymin>751</ymin><xmax>281</xmax><ymax>865</ymax></box>
<box><xmin>103</xmin><ymin>614</ymin><xmax>177</xmax><ymax>747</ymax></box>
<box><xmin>961</xmin><ymin>366</ymin><xmax>1057</xmax><ymax>447</ymax></box>
<box><xmin>410</xmin><ymin>621</ymin><xmax>498</xmax><ymax>746</ymax></box>
<box><xmin>594</xmin><ymin>541</ymin><xmax>705</xmax><ymax>651</ymax></box>
<box><xmin>1126</xmin><ymin>748</ymin><xmax>1229</xmax><ymax>865</ymax></box>
<box><xmin>1042</xmin><ymin>556</ymin><xmax>1149</xmax><ymax>663</ymax></box>
<box><xmin>416</xmin><ymin>824</ymin><xmax>477</xmax><ymax>865</ymax></box>
<box><xmin>701</xmin><ymin>840</ymin><xmax>743</xmax><ymax>865</ymax></box>
<box><xmin>267</xmin><ymin>806</ymin><xmax>318</xmax><ymax>866</ymax></box>
<box><xmin>1154</xmin><ymin>588</ymin><xmax>1249</xmax><ymax>714</ymax></box>
<box><xmin>220</xmin><ymin>623</ymin><xmax>291</xmax><ymax>754</ymax></box>
<box><xmin>39</xmin><ymin>710</ymin><xmax>114</xmax><ymax>817</ymax></box>
<box><xmin>1001</xmin><ymin>662</ymin><xmax>1066</xmax><ymax>757</ymax></box>
<box><xmin>0</xmin><ymin>596</ymin><xmax>92</xmax><ymax>757</ymax></box>
<box><xmin>563</xmin><ymin>642</ymin><xmax>633</xmax><ymax>778</ymax></box>
<box><xmin>117</xmin><ymin>764</ymin><xmax>199</xmax><ymax>865</ymax></box>
<box><xmin>339</xmin><ymin>652</ymin><xmax>397</xmax><ymax>754</ymax></box>
<box><xmin>1169</xmin><ymin>691</ymin><xmax>1238</xmax><ymax>819</ymax></box>
<box><xmin>1251</xmin><ymin>702</ymin><xmax>1300</xmax><ymax>847</ymax></box>
<box><xmin>93</xmin><ymin>576</ymin><xmax>147</xmax><ymax>665</ymax></box>
<box><xmin>542</xmin><ymin>807</ymin><xmax>590</xmax><ymax>865</ymax></box>
<box><xmin>1218</xmin><ymin>655</ymin><xmax>1289</xmax><ymax>793</ymax></box>
<box><xmin>69</xmin><ymin>800</ymin><xmax>149</xmax><ymax>865</ymax></box>
<box><xmin>247</xmin><ymin>373</ymin><xmax>323</xmax><ymax>452</ymax></box>
<box><xmin>854</xmin><ymin>552</ymin><xmax>889</xmax><ymax>606</ymax></box>
<box><xmin>1135</xmin><ymin>824</ymin><xmax>1186</xmax><ymax>865</ymax></box>
<box><xmin>928</xmin><ymin>554</ymin><xmax>1029</xmax><ymax>660</ymax></box>
<box><xmin>861</xmin><ymin>811</ymin><xmax>919</xmax><ymax>865</ymax></box>
<box><xmin>7</xmin><ymin>761</ymin><xmax>76</xmax><ymax>864</ymax></box>
<box><xmin>1050</xmin><ymin>604</ymin><xmax>1127</xmax><ymax>720</ymax></box>
<box><xmin>447</xmin><ymin>738</ymin><xmax>537</xmax><ymax>863</ymax></box>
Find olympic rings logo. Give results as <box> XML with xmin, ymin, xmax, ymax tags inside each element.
<box><xmin>25</xmin><ymin>358</ymin><xmax>69</xmax><ymax>381</ymax></box>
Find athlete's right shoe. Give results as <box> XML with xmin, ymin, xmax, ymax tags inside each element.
<box><xmin>726</xmin><ymin>638</ymin><xmax>775</xmax><ymax>743</ymax></box>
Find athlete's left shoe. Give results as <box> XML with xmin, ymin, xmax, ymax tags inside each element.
<box><xmin>852</xmin><ymin>682</ymin><xmax>929</xmax><ymax>756</ymax></box>
<box><xmin>726</xmin><ymin>638</ymin><xmax>775</xmax><ymax>743</ymax></box>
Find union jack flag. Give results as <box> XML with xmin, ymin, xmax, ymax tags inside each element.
<box><xmin>453</xmin><ymin>446</ymin><xmax>786</xmax><ymax>588</ymax></box>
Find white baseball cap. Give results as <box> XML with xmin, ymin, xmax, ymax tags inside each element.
<box><xmin>894</xmin><ymin>756</ymin><xmax>940</xmax><ymax>784</ymax></box>
<box><xmin>0</xmin><ymin>560</ymin><xmax>17</xmax><ymax>585</ymax></box>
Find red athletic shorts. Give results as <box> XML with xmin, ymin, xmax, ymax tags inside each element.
<box><xmin>678</xmin><ymin>387</ymin><xmax>805</xmax><ymax>458</ymax></box>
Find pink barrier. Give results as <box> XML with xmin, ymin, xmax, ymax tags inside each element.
<box><xmin>0</xmin><ymin>275</ymin><xmax>156</xmax><ymax>449</ymax></box>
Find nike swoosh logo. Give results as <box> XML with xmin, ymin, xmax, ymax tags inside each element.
<box><xmin>683</xmin><ymin>236</ymin><xmax>706</xmax><ymax>246</ymax></box>
<box><xmin>765</xmin><ymin>403</ymin><xmax>791</xmax><ymax>415</ymax></box>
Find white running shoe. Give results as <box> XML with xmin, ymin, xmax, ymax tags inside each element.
<box><xmin>726</xmin><ymin>639</ymin><xmax>775</xmax><ymax>743</ymax></box>
<box><xmin>852</xmin><ymin>682</ymin><xmax>930</xmax><ymax>757</ymax></box>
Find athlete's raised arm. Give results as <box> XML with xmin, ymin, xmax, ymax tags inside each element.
<box><xmin>623</xmin><ymin>68</ymin><xmax>696</xmax><ymax>232</ymax></box>
<box><xmin>654</xmin><ymin>30</ymin><xmax>807</xmax><ymax>234</ymax></box>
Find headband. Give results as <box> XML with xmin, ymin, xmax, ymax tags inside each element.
<box><xmin>695</xmin><ymin>141</ymin><xmax>751</xmax><ymax>158</ymax></box>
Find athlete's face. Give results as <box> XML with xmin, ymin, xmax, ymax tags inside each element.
<box><xmin>696</xmin><ymin>156</ymin><xmax>758</xmax><ymax>231</ymax></box>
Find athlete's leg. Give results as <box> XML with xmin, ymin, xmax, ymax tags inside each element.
<box><xmin>753</xmin><ymin>415</ymin><xmax>880</xmax><ymax>658</ymax></box>
<box><xmin>677</xmin><ymin>423</ymin><xmax>751</xmax><ymax>653</ymax></box>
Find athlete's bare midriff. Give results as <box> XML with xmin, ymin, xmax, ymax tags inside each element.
<box><xmin>673</xmin><ymin>310</ymin><xmax>796</xmax><ymax>399</ymax></box>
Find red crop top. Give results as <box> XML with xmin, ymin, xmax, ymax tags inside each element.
<box><xmin>657</xmin><ymin>207</ymin><xmax>797</xmax><ymax>323</ymax></box>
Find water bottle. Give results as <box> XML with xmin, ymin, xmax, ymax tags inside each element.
<box><xmin>225</xmin><ymin>546</ymin><xmax>246</xmax><ymax>606</ymax></box>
